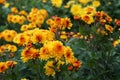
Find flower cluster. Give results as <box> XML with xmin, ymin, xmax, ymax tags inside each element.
<box><xmin>7</xmin><ymin>14</ymin><xmax>26</xmax><ymax>24</ymax></box>
<box><xmin>0</xmin><ymin>44</ymin><xmax>17</xmax><ymax>53</ymax></box>
<box><xmin>0</xmin><ymin>60</ymin><xmax>17</xmax><ymax>73</ymax></box>
<box><xmin>21</xmin><ymin>47</ymin><xmax>39</xmax><ymax>62</ymax></box>
<box><xmin>27</xmin><ymin>8</ymin><xmax>48</xmax><ymax>26</ymax></box>
<box><xmin>40</xmin><ymin>41</ymin><xmax>82</xmax><ymax>76</ymax></box>
<box><xmin>95</xmin><ymin>11</ymin><xmax>112</xmax><ymax>25</ymax></box>
<box><xmin>46</xmin><ymin>16</ymin><xmax>73</xmax><ymax>32</ymax></box>
<box><xmin>0</xmin><ymin>29</ymin><xmax>17</xmax><ymax>42</ymax></box>
<box><xmin>13</xmin><ymin>28</ymin><xmax>55</xmax><ymax>45</ymax></box>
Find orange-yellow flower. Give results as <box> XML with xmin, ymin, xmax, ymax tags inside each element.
<box><xmin>105</xmin><ymin>24</ymin><xmax>113</xmax><ymax>33</ymax></box>
<box><xmin>81</xmin><ymin>14</ymin><xmax>94</xmax><ymax>24</ymax></box>
<box><xmin>0</xmin><ymin>62</ymin><xmax>7</xmax><ymax>73</ymax></box>
<box><xmin>44</xmin><ymin>61</ymin><xmax>55</xmax><ymax>76</ymax></box>
<box><xmin>0</xmin><ymin>0</ymin><xmax>5</xmax><ymax>4</ymax></box>
<box><xmin>64</xmin><ymin>46</ymin><xmax>75</xmax><ymax>64</ymax></box>
<box><xmin>11</xmin><ymin>7</ymin><xmax>18</xmax><ymax>14</ymax></box>
<box><xmin>52</xmin><ymin>41</ymin><xmax>65</xmax><ymax>59</ymax></box>
<box><xmin>5</xmin><ymin>61</ymin><xmax>17</xmax><ymax>68</ymax></box>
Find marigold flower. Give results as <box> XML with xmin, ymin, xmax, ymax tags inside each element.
<box><xmin>44</xmin><ymin>61</ymin><xmax>55</xmax><ymax>76</ymax></box>
<box><xmin>52</xmin><ymin>41</ymin><xmax>65</xmax><ymax>59</ymax></box>
<box><xmin>115</xmin><ymin>19</ymin><xmax>120</xmax><ymax>26</ymax></box>
<box><xmin>72</xmin><ymin>59</ymin><xmax>82</xmax><ymax>69</ymax></box>
<box><xmin>21</xmin><ymin>47</ymin><xmax>39</xmax><ymax>62</ymax></box>
<box><xmin>81</xmin><ymin>14</ymin><xmax>94</xmax><ymax>24</ymax></box>
<box><xmin>11</xmin><ymin>7</ymin><xmax>18</xmax><ymax>14</ymax></box>
<box><xmin>70</xmin><ymin>4</ymin><xmax>82</xmax><ymax>16</ymax></box>
<box><xmin>64</xmin><ymin>46</ymin><xmax>75</xmax><ymax>64</ymax></box>
<box><xmin>0</xmin><ymin>62</ymin><xmax>7</xmax><ymax>73</ymax></box>
<box><xmin>0</xmin><ymin>0</ymin><xmax>5</xmax><ymax>4</ymax></box>
<box><xmin>51</xmin><ymin>0</ymin><xmax>63</xmax><ymax>8</ymax></box>
<box><xmin>92</xmin><ymin>0</ymin><xmax>101</xmax><ymax>8</ymax></box>
<box><xmin>39</xmin><ymin>46</ymin><xmax>51</xmax><ymax>60</ymax></box>
<box><xmin>105</xmin><ymin>24</ymin><xmax>113</xmax><ymax>33</ymax></box>
<box><xmin>79</xmin><ymin>0</ymin><xmax>91</xmax><ymax>4</ymax></box>
<box><xmin>19</xmin><ymin>10</ymin><xmax>28</xmax><ymax>16</ymax></box>
<box><xmin>5</xmin><ymin>61</ymin><xmax>17</xmax><ymax>68</ymax></box>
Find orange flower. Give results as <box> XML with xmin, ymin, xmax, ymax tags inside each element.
<box><xmin>11</xmin><ymin>7</ymin><xmax>18</xmax><ymax>14</ymax></box>
<box><xmin>82</xmin><ymin>14</ymin><xmax>94</xmax><ymax>24</ymax></box>
<box><xmin>0</xmin><ymin>62</ymin><xmax>7</xmax><ymax>73</ymax></box>
<box><xmin>115</xmin><ymin>19</ymin><xmax>120</xmax><ymax>26</ymax></box>
<box><xmin>0</xmin><ymin>0</ymin><xmax>5</xmax><ymax>4</ymax></box>
<box><xmin>5</xmin><ymin>61</ymin><xmax>17</xmax><ymax>68</ymax></box>
<box><xmin>68</xmin><ymin>65</ymin><xmax>73</xmax><ymax>71</ymax></box>
<box><xmin>105</xmin><ymin>24</ymin><xmax>113</xmax><ymax>33</ymax></box>
<box><xmin>52</xmin><ymin>41</ymin><xmax>65</xmax><ymax>59</ymax></box>
<box><xmin>72</xmin><ymin>59</ymin><xmax>82</xmax><ymax>69</ymax></box>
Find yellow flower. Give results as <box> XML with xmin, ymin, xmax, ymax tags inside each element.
<box><xmin>11</xmin><ymin>15</ymin><xmax>19</xmax><ymax>24</ymax></box>
<box><xmin>21</xmin><ymin>25</ymin><xmax>28</xmax><ymax>31</ymax></box>
<box><xmin>28</xmin><ymin>23</ymin><xmax>36</xmax><ymax>29</ymax></box>
<box><xmin>11</xmin><ymin>7</ymin><xmax>18</xmax><ymax>13</ymax></box>
<box><xmin>101</xmin><ymin>30</ymin><xmax>108</xmax><ymax>35</ymax></box>
<box><xmin>18</xmin><ymin>16</ymin><xmax>26</xmax><ymax>24</ymax></box>
<box><xmin>113</xmin><ymin>39</ymin><xmax>120</xmax><ymax>47</ymax></box>
<box><xmin>4</xmin><ymin>2</ymin><xmax>10</xmax><ymax>8</ymax></box>
<box><xmin>81</xmin><ymin>14</ymin><xmax>94</xmax><ymax>24</ymax></box>
<box><xmin>51</xmin><ymin>0</ymin><xmax>63</xmax><ymax>8</ymax></box>
<box><xmin>19</xmin><ymin>10</ymin><xmax>28</xmax><ymax>16</ymax></box>
<box><xmin>92</xmin><ymin>0</ymin><xmax>101</xmax><ymax>8</ymax></box>
<box><xmin>56</xmin><ymin>60</ymin><xmax>64</xmax><ymax>71</ymax></box>
<box><xmin>1</xmin><ymin>29</ymin><xmax>17</xmax><ymax>42</ymax></box>
<box><xmin>39</xmin><ymin>46</ymin><xmax>51</xmax><ymax>60</ymax></box>
<box><xmin>7</xmin><ymin>45</ymin><xmax>17</xmax><ymax>52</ymax></box>
<box><xmin>70</xmin><ymin>4</ymin><xmax>82</xmax><ymax>16</ymax></box>
<box><xmin>63</xmin><ymin>17</ymin><xmax>73</xmax><ymax>29</ymax></box>
<box><xmin>13</xmin><ymin>33</ymin><xmax>30</xmax><ymax>45</ymax></box>
<box><xmin>21</xmin><ymin>78</ymin><xmax>28</xmax><ymax>80</ymax></box>
<box><xmin>38</xmin><ymin>9</ymin><xmax>48</xmax><ymax>18</ymax></box>
<box><xmin>44</xmin><ymin>61</ymin><xmax>55</xmax><ymax>76</ymax></box>
<box><xmin>21</xmin><ymin>48</ymin><xmax>39</xmax><ymax>62</ymax></box>
<box><xmin>31</xmin><ymin>30</ymin><xmax>45</xmax><ymax>44</ymax></box>
<box><xmin>52</xmin><ymin>41</ymin><xmax>65</xmax><ymax>59</ymax></box>
<box><xmin>64</xmin><ymin>46</ymin><xmax>75</xmax><ymax>64</ymax></box>
<box><xmin>7</xmin><ymin>14</ymin><xmax>13</xmax><ymax>22</ymax></box>
<box><xmin>105</xmin><ymin>24</ymin><xmax>113</xmax><ymax>33</ymax></box>
<box><xmin>84</xmin><ymin>6</ymin><xmax>96</xmax><ymax>16</ymax></box>
<box><xmin>79</xmin><ymin>0</ymin><xmax>91</xmax><ymax>4</ymax></box>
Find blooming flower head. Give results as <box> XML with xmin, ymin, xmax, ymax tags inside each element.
<box><xmin>105</xmin><ymin>24</ymin><xmax>113</xmax><ymax>33</ymax></box>
<box><xmin>51</xmin><ymin>0</ymin><xmax>63</xmax><ymax>8</ymax></box>
<box><xmin>70</xmin><ymin>4</ymin><xmax>82</xmax><ymax>16</ymax></box>
<box><xmin>21</xmin><ymin>47</ymin><xmax>39</xmax><ymax>62</ymax></box>
<box><xmin>0</xmin><ymin>62</ymin><xmax>7</xmax><ymax>73</ymax></box>
<box><xmin>64</xmin><ymin>46</ymin><xmax>75</xmax><ymax>64</ymax></box>
<box><xmin>79</xmin><ymin>0</ymin><xmax>91</xmax><ymax>4</ymax></box>
<box><xmin>5</xmin><ymin>60</ymin><xmax>17</xmax><ymax>68</ymax></box>
<box><xmin>92</xmin><ymin>0</ymin><xmax>101</xmax><ymax>8</ymax></box>
<box><xmin>81</xmin><ymin>14</ymin><xmax>94</xmax><ymax>24</ymax></box>
<box><xmin>44</xmin><ymin>61</ymin><xmax>55</xmax><ymax>76</ymax></box>
<box><xmin>0</xmin><ymin>0</ymin><xmax>5</xmax><ymax>4</ymax></box>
